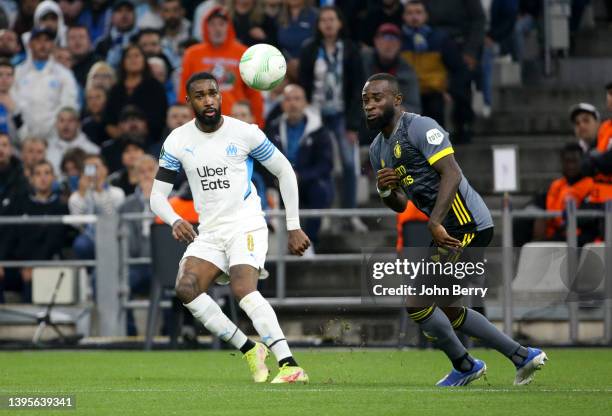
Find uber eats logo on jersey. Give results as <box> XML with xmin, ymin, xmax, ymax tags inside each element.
<box><xmin>394</xmin><ymin>164</ymin><xmax>414</xmax><ymax>187</ymax></box>
<box><xmin>197</xmin><ymin>166</ymin><xmax>230</xmax><ymax>190</ymax></box>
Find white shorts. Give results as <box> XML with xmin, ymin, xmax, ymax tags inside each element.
<box><xmin>182</xmin><ymin>226</ymin><xmax>269</xmax><ymax>284</ymax></box>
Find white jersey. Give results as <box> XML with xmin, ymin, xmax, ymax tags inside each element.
<box><xmin>158</xmin><ymin>116</ymin><xmax>274</xmax><ymax>232</ymax></box>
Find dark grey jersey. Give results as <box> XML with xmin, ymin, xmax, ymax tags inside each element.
<box><xmin>369</xmin><ymin>113</ymin><xmax>493</xmax><ymax>235</ymax></box>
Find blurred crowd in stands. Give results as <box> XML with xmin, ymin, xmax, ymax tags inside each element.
<box><xmin>0</xmin><ymin>0</ymin><xmax>611</xmax><ymax>308</ymax></box>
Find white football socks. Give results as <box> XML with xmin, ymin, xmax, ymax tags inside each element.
<box><xmin>183</xmin><ymin>292</ymin><xmax>247</xmax><ymax>350</ymax></box>
<box><xmin>239</xmin><ymin>291</ymin><xmax>292</xmax><ymax>362</ymax></box>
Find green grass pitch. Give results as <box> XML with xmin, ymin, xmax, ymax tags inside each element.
<box><xmin>1</xmin><ymin>348</ymin><xmax>611</xmax><ymax>415</ymax></box>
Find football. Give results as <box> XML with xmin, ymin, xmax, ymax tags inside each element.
<box><xmin>239</xmin><ymin>43</ymin><xmax>287</xmax><ymax>91</ymax></box>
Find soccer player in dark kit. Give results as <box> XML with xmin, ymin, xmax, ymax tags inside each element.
<box><xmin>364</xmin><ymin>73</ymin><xmax>547</xmax><ymax>386</ymax></box>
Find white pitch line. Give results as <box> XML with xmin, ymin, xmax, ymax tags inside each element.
<box><xmin>2</xmin><ymin>388</ymin><xmax>610</xmax><ymax>394</ymax></box>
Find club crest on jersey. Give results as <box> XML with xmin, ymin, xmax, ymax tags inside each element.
<box><xmin>247</xmin><ymin>234</ymin><xmax>254</xmax><ymax>251</ymax></box>
<box><xmin>226</xmin><ymin>143</ymin><xmax>238</xmax><ymax>156</ymax></box>
<box><xmin>393</xmin><ymin>142</ymin><xmax>401</xmax><ymax>159</ymax></box>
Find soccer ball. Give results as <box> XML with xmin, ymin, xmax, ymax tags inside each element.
<box><xmin>239</xmin><ymin>43</ymin><xmax>287</xmax><ymax>91</ymax></box>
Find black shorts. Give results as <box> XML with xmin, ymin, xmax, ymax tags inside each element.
<box><xmin>404</xmin><ymin>227</ymin><xmax>494</xmax><ymax>307</ymax></box>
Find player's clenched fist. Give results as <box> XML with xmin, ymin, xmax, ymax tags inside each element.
<box><xmin>288</xmin><ymin>229</ymin><xmax>310</xmax><ymax>256</ymax></box>
<box><xmin>172</xmin><ymin>219</ymin><xmax>198</xmax><ymax>243</ymax></box>
<box><xmin>377</xmin><ymin>168</ymin><xmax>399</xmax><ymax>192</ymax></box>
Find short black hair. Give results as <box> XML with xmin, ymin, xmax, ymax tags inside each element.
<box><xmin>366</xmin><ymin>73</ymin><xmax>400</xmax><ymax>95</ymax></box>
<box><xmin>67</xmin><ymin>24</ymin><xmax>89</xmax><ymax>34</ymax></box>
<box><xmin>133</xmin><ymin>28</ymin><xmax>161</xmax><ymax>43</ymax></box>
<box><xmin>562</xmin><ymin>143</ymin><xmax>584</xmax><ymax>157</ymax></box>
<box><xmin>606</xmin><ymin>81</ymin><xmax>612</xmax><ymax>91</ymax></box>
<box><xmin>0</xmin><ymin>57</ymin><xmax>13</xmax><ymax>71</ymax></box>
<box><xmin>186</xmin><ymin>72</ymin><xmax>218</xmax><ymax>95</ymax></box>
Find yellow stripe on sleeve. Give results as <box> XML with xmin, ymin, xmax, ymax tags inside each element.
<box><xmin>427</xmin><ymin>147</ymin><xmax>454</xmax><ymax>165</ymax></box>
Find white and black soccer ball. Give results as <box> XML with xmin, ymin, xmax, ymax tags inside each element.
<box><xmin>239</xmin><ymin>43</ymin><xmax>287</xmax><ymax>91</ymax></box>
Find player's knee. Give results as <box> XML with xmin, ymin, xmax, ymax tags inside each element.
<box><xmin>230</xmin><ymin>279</ymin><xmax>256</xmax><ymax>301</ymax></box>
<box><xmin>175</xmin><ymin>273</ymin><xmax>199</xmax><ymax>304</ymax></box>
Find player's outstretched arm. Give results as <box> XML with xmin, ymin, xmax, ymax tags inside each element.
<box><xmin>429</xmin><ymin>155</ymin><xmax>462</xmax><ymax>248</ymax></box>
<box><xmin>260</xmin><ymin>151</ymin><xmax>310</xmax><ymax>255</ymax></box>
<box><xmin>150</xmin><ymin>168</ymin><xmax>197</xmax><ymax>243</ymax></box>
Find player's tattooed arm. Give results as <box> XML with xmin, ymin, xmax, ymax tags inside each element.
<box><xmin>376</xmin><ymin>168</ymin><xmax>408</xmax><ymax>213</ymax></box>
<box><xmin>429</xmin><ymin>155</ymin><xmax>462</xmax><ymax>248</ymax></box>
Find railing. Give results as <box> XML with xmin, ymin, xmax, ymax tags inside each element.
<box><xmin>1</xmin><ymin>200</ymin><xmax>611</xmax><ymax>344</ymax></box>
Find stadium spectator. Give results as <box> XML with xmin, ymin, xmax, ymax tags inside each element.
<box><xmin>46</xmin><ymin>106</ymin><xmax>99</xmax><ymax>174</ymax></box>
<box><xmin>77</xmin><ymin>0</ymin><xmax>112</xmax><ymax>45</ymax></box>
<box><xmin>577</xmin><ymin>91</ymin><xmax>612</xmax><ymax>205</ymax></box>
<box><xmin>277</xmin><ymin>0</ymin><xmax>317</xmax><ymax>81</ymax></box>
<box><xmin>118</xmin><ymin>154</ymin><xmax>158</xmax><ymax>335</ymax></box>
<box><xmin>53</xmin><ymin>46</ymin><xmax>72</xmax><ymax>69</ymax></box>
<box><xmin>179</xmin><ymin>6</ymin><xmax>264</xmax><ymax>127</ymax></box>
<box><xmin>165</xmin><ymin>103</ymin><xmax>193</xmax><ymax>133</ymax></box>
<box><xmin>514</xmin><ymin>0</ymin><xmax>542</xmax><ymax>64</ymax></box>
<box><xmin>570</xmin><ymin>102</ymin><xmax>600</xmax><ymax>153</ymax></box>
<box><xmin>0</xmin><ymin>58</ymin><xmax>21</xmax><ymax>144</ymax></box>
<box><xmin>58</xmin><ymin>147</ymin><xmax>86</xmax><ymax>199</ymax></box>
<box><xmin>0</xmin><ymin>29</ymin><xmax>24</xmax><ymax>65</ymax></box>
<box><xmin>136</xmin><ymin>0</ymin><xmax>164</xmax><ymax>30</ymax></box>
<box><xmin>148</xmin><ymin>56</ymin><xmax>176</xmax><ymax>105</ymax></box>
<box><xmin>192</xmin><ymin>0</ymin><xmax>224</xmax><ymax>40</ymax></box>
<box><xmin>265</xmin><ymin>84</ymin><xmax>333</xmax><ymax>247</ymax></box>
<box><xmin>19</xmin><ymin>136</ymin><xmax>47</xmax><ymax>181</ymax></box>
<box><xmin>13</xmin><ymin>27</ymin><xmax>79</xmax><ymax>141</ymax></box>
<box><xmin>108</xmin><ymin>139</ymin><xmax>145</xmax><ymax>196</ymax></box>
<box><xmin>597</xmin><ymin>82</ymin><xmax>612</xmax><ymax>154</ymax></box>
<box><xmin>67</xmin><ymin>25</ymin><xmax>98</xmax><ymax>90</ymax></box>
<box><xmin>85</xmin><ymin>61</ymin><xmax>116</xmax><ymax>91</ymax></box>
<box><xmin>101</xmin><ymin>105</ymin><xmax>149</xmax><ymax>173</ymax></box>
<box><xmin>263</xmin><ymin>0</ymin><xmax>281</xmax><ymax>21</ymax></box>
<box><xmin>22</xmin><ymin>0</ymin><xmax>68</xmax><ymax>47</ymax></box>
<box><xmin>7</xmin><ymin>160</ymin><xmax>69</xmax><ymax>303</ymax></box>
<box><xmin>68</xmin><ymin>153</ymin><xmax>125</xmax><ymax>260</ymax></box>
<box><xmin>159</xmin><ymin>0</ymin><xmax>191</xmax><ymax>69</ymax></box>
<box><xmin>0</xmin><ymin>133</ymin><xmax>27</xmax><ymax>293</ymax></box>
<box><xmin>134</xmin><ymin>28</ymin><xmax>174</xmax><ymax>70</ymax></box>
<box><xmin>276</xmin><ymin>0</ymin><xmax>317</xmax><ymax>59</ymax></box>
<box><xmin>12</xmin><ymin>0</ymin><xmax>38</xmax><ymax>37</ymax></box>
<box><xmin>362</xmin><ymin>23</ymin><xmax>421</xmax><ymax>114</ymax></box>
<box><xmin>228</xmin><ymin>0</ymin><xmax>278</xmax><ymax>47</ymax></box>
<box><xmin>94</xmin><ymin>0</ymin><xmax>139</xmax><ymax>68</ymax></box>
<box><xmin>424</xmin><ymin>0</ymin><xmax>485</xmax><ymax>142</ymax></box>
<box><xmin>103</xmin><ymin>44</ymin><xmax>167</xmax><ymax>145</ymax></box>
<box><xmin>361</xmin><ymin>0</ymin><xmax>404</xmax><ymax>46</ymax></box>
<box><xmin>0</xmin><ymin>132</ymin><xmax>27</xmax><ymax>213</ymax></box>
<box><xmin>298</xmin><ymin>5</ymin><xmax>367</xmax><ymax>232</ymax></box>
<box><xmin>58</xmin><ymin>0</ymin><xmax>84</xmax><ymax>26</ymax></box>
<box><xmin>539</xmin><ymin>144</ymin><xmax>598</xmax><ymax>246</ymax></box>
<box><xmin>478</xmin><ymin>0</ymin><xmax>519</xmax><ymax>117</ymax></box>
<box><xmin>81</xmin><ymin>86</ymin><xmax>109</xmax><ymax>146</ymax></box>
<box><xmin>401</xmin><ymin>0</ymin><xmax>464</xmax><ymax>127</ymax></box>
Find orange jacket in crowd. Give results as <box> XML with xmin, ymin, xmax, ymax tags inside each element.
<box><xmin>154</xmin><ymin>197</ymin><xmax>198</xmax><ymax>225</ymax></box>
<box><xmin>590</xmin><ymin>120</ymin><xmax>612</xmax><ymax>203</ymax></box>
<box><xmin>545</xmin><ymin>176</ymin><xmax>594</xmax><ymax>239</ymax></box>
<box><xmin>178</xmin><ymin>6</ymin><xmax>264</xmax><ymax>127</ymax></box>
<box><xmin>396</xmin><ymin>201</ymin><xmax>429</xmax><ymax>250</ymax></box>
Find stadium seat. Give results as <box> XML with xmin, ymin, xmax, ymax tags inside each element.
<box><xmin>575</xmin><ymin>242</ymin><xmax>607</xmax><ymax>298</ymax></box>
<box><xmin>32</xmin><ymin>267</ymin><xmax>77</xmax><ymax>305</ymax></box>
<box><xmin>512</xmin><ymin>242</ymin><xmax>570</xmax><ymax>304</ymax></box>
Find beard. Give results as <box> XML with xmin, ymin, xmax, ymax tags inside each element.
<box><xmin>195</xmin><ymin>108</ymin><xmax>221</xmax><ymax>126</ymax></box>
<box><xmin>166</xmin><ymin>17</ymin><xmax>181</xmax><ymax>30</ymax></box>
<box><xmin>365</xmin><ymin>105</ymin><xmax>395</xmax><ymax>131</ymax></box>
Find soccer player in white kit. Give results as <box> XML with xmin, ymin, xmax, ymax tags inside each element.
<box><xmin>150</xmin><ymin>72</ymin><xmax>310</xmax><ymax>384</ymax></box>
